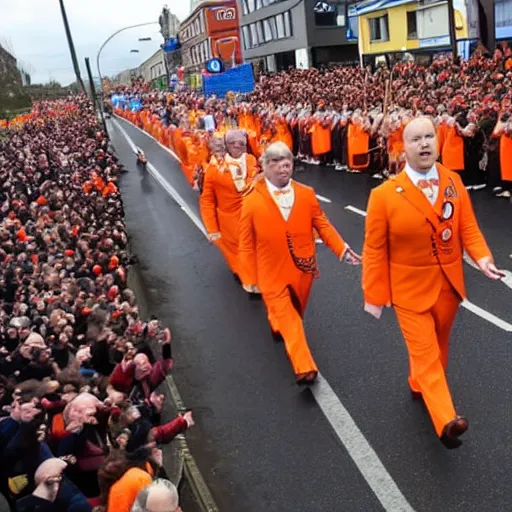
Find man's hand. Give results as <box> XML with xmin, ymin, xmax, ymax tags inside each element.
<box><xmin>242</xmin><ymin>284</ymin><xmax>260</xmax><ymax>293</ymax></box>
<box><xmin>364</xmin><ymin>302</ymin><xmax>384</xmax><ymax>320</ymax></box>
<box><xmin>477</xmin><ymin>257</ymin><xmax>505</xmax><ymax>280</ymax></box>
<box><xmin>207</xmin><ymin>232</ymin><xmax>221</xmax><ymax>243</ymax></box>
<box><xmin>182</xmin><ymin>410</ymin><xmax>195</xmax><ymax>428</ymax></box>
<box><xmin>341</xmin><ymin>247</ymin><xmax>362</xmax><ymax>265</ymax></box>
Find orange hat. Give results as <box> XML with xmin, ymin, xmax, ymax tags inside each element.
<box><xmin>107</xmin><ymin>285</ymin><xmax>119</xmax><ymax>301</ymax></box>
<box><xmin>92</xmin><ymin>265</ymin><xmax>102</xmax><ymax>276</ymax></box>
<box><xmin>36</xmin><ymin>196</ymin><xmax>47</xmax><ymax>206</ymax></box>
<box><xmin>65</xmin><ymin>249</ymin><xmax>74</xmax><ymax>257</ymax></box>
<box><xmin>17</xmin><ymin>228</ymin><xmax>27</xmax><ymax>242</ymax></box>
<box><xmin>81</xmin><ymin>307</ymin><xmax>92</xmax><ymax>315</ymax></box>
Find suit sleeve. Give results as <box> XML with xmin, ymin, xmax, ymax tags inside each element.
<box><xmin>362</xmin><ymin>188</ymin><xmax>391</xmax><ymax>306</ymax></box>
<box><xmin>238</xmin><ymin>195</ymin><xmax>258</xmax><ymax>286</ymax></box>
<box><xmin>199</xmin><ymin>166</ymin><xmax>219</xmax><ymax>234</ymax></box>
<box><xmin>457</xmin><ymin>176</ymin><xmax>492</xmax><ymax>262</ymax></box>
<box><xmin>311</xmin><ymin>190</ymin><xmax>347</xmax><ymax>257</ymax></box>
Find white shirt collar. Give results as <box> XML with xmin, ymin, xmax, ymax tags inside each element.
<box><xmin>404</xmin><ymin>162</ymin><xmax>438</xmax><ymax>184</ymax></box>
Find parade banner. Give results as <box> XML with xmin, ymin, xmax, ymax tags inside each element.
<box><xmin>202</xmin><ymin>63</ymin><xmax>254</xmax><ymax>97</ymax></box>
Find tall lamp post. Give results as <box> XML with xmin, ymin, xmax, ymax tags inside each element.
<box><xmin>96</xmin><ymin>21</ymin><xmax>159</xmax><ymax>100</ymax></box>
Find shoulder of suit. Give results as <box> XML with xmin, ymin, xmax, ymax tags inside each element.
<box><xmin>293</xmin><ymin>181</ymin><xmax>314</xmax><ymax>193</ymax></box>
<box><xmin>371</xmin><ymin>175</ymin><xmax>399</xmax><ymax>195</ymax></box>
<box><xmin>436</xmin><ymin>163</ymin><xmax>464</xmax><ymax>186</ymax></box>
<box><xmin>246</xmin><ymin>153</ymin><xmax>258</xmax><ymax>165</ymax></box>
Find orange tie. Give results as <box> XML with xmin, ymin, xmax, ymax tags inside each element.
<box><xmin>273</xmin><ymin>189</ymin><xmax>290</xmax><ymax>196</ymax></box>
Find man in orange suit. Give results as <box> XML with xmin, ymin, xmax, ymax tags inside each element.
<box><xmin>200</xmin><ymin>130</ymin><xmax>259</xmax><ymax>289</ymax></box>
<box><xmin>362</xmin><ymin>117</ymin><xmax>504</xmax><ymax>449</ymax></box>
<box><xmin>239</xmin><ymin>142</ymin><xmax>361</xmax><ymax>384</ymax></box>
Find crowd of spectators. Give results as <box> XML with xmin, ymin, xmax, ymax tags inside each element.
<box><xmin>0</xmin><ymin>97</ymin><xmax>190</xmax><ymax>511</ymax></box>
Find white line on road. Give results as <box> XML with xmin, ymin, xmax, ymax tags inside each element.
<box><xmin>112</xmin><ymin>117</ymin><xmax>416</xmax><ymax>512</ymax></box>
<box><xmin>461</xmin><ymin>300</ymin><xmax>512</xmax><ymax>332</ymax></box>
<box><xmin>112</xmin><ymin>118</ymin><xmax>208</xmax><ymax>239</ymax></box>
<box><xmin>345</xmin><ymin>205</ymin><xmax>367</xmax><ymax>217</ymax></box>
<box><xmin>316</xmin><ymin>194</ymin><xmax>332</xmax><ymax>203</ymax></box>
<box><xmin>312</xmin><ymin>374</ymin><xmax>415</xmax><ymax>512</ymax></box>
<box><xmin>345</xmin><ymin>204</ymin><xmax>512</xmax><ymax>330</ymax></box>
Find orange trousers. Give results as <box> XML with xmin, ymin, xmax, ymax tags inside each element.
<box><xmin>394</xmin><ymin>278</ymin><xmax>460</xmax><ymax>436</ymax></box>
<box><xmin>214</xmin><ymin>237</ymin><xmax>239</xmax><ymax>276</ymax></box>
<box><xmin>264</xmin><ymin>276</ymin><xmax>317</xmax><ymax>376</ymax></box>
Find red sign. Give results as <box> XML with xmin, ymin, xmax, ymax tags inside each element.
<box><xmin>206</xmin><ymin>3</ymin><xmax>239</xmax><ymax>34</ymax></box>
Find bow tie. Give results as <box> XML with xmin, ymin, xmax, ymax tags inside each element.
<box><xmin>273</xmin><ymin>188</ymin><xmax>291</xmax><ymax>196</ymax></box>
<box><xmin>417</xmin><ymin>178</ymin><xmax>439</xmax><ymax>189</ymax></box>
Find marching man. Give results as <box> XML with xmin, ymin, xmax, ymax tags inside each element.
<box><xmin>200</xmin><ymin>130</ymin><xmax>259</xmax><ymax>288</ymax></box>
<box><xmin>362</xmin><ymin>117</ymin><xmax>504</xmax><ymax>448</ymax></box>
<box><xmin>239</xmin><ymin>142</ymin><xmax>361</xmax><ymax>384</ymax></box>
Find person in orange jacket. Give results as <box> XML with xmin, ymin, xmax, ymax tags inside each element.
<box><xmin>199</xmin><ymin>130</ymin><xmax>259</xmax><ymax>288</ymax></box>
<box><xmin>239</xmin><ymin>142</ymin><xmax>361</xmax><ymax>384</ymax></box>
<box><xmin>362</xmin><ymin>117</ymin><xmax>505</xmax><ymax>449</ymax></box>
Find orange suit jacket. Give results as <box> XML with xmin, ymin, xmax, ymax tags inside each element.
<box><xmin>239</xmin><ymin>179</ymin><xmax>347</xmax><ymax>296</ymax></box>
<box><xmin>199</xmin><ymin>154</ymin><xmax>259</xmax><ymax>239</ymax></box>
<box><xmin>362</xmin><ymin>163</ymin><xmax>492</xmax><ymax>313</ymax></box>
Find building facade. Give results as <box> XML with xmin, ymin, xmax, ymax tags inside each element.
<box><xmin>238</xmin><ymin>0</ymin><xmax>358</xmax><ymax>72</ymax></box>
<box><xmin>137</xmin><ymin>49</ymin><xmax>168</xmax><ymax>89</ymax></box>
<box><xmin>178</xmin><ymin>0</ymin><xmax>244</xmax><ymax>87</ymax></box>
<box><xmin>349</xmin><ymin>0</ymin><xmax>479</xmax><ymax>63</ymax></box>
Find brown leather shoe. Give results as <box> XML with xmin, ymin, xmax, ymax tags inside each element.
<box><xmin>440</xmin><ymin>416</ymin><xmax>469</xmax><ymax>449</ymax></box>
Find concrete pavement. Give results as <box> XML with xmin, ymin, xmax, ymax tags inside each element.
<box><xmin>110</xmin><ymin>116</ymin><xmax>512</xmax><ymax>512</ymax></box>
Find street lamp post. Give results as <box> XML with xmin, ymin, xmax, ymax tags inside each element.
<box><xmin>96</xmin><ymin>21</ymin><xmax>159</xmax><ymax>101</ymax></box>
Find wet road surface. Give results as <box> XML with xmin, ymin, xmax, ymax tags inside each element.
<box><xmin>109</xmin><ymin>116</ymin><xmax>512</xmax><ymax>512</ymax></box>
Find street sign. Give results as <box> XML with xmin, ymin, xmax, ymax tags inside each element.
<box><xmin>205</xmin><ymin>58</ymin><xmax>224</xmax><ymax>74</ymax></box>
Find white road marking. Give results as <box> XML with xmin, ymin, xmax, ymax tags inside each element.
<box><xmin>461</xmin><ymin>301</ymin><xmax>512</xmax><ymax>332</ymax></box>
<box><xmin>112</xmin><ymin>118</ymin><xmax>208</xmax><ymax>239</ymax></box>
<box><xmin>312</xmin><ymin>374</ymin><xmax>415</xmax><ymax>512</ymax></box>
<box><xmin>114</xmin><ymin>113</ymin><xmax>182</xmax><ymax>162</ymax></box>
<box><xmin>345</xmin><ymin>204</ymin><xmax>512</xmax><ymax>330</ymax></box>
<box><xmin>316</xmin><ymin>194</ymin><xmax>332</xmax><ymax>203</ymax></box>
<box><xmin>345</xmin><ymin>205</ymin><xmax>367</xmax><ymax>217</ymax></box>
<box><xmin>113</xmin><ymin>117</ymin><xmax>416</xmax><ymax>512</ymax></box>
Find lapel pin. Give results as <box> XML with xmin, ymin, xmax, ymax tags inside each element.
<box><xmin>396</xmin><ymin>187</ymin><xmax>404</xmax><ymax>193</ymax></box>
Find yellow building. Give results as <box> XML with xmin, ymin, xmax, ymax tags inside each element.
<box><xmin>351</xmin><ymin>0</ymin><xmax>478</xmax><ymax>58</ymax></box>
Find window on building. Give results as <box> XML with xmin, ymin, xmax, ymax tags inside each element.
<box><xmin>263</xmin><ymin>19</ymin><xmax>273</xmax><ymax>41</ymax></box>
<box><xmin>242</xmin><ymin>25</ymin><xmax>250</xmax><ymax>49</ymax></box>
<box><xmin>495</xmin><ymin>0</ymin><xmax>512</xmax><ymax>27</ymax></box>
<box><xmin>276</xmin><ymin>13</ymin><xmax>285</xmax><ymax>38</ymax></box>
<box><xmin>368</xmin><ymin>14</ymin><xmax>389</xmax><ymax>42</ymax></box>
<box><xmin>269</xmin><ymin>16</ymin><xmax>277</xmax><ymax>38</ymax></box>
<box><xmin>200</xmin><ymin>12</ymin><xmax>205</xmax><ymax>33</ymax></box>
<box><xmin>256</xmin><ymin>20</ymin><xmax>265</xmax><ymax>43</ymax></box>
<box><xmin>283</xmin><ymin>10</ymin><xmax>292</xmax><ymax>36</ymax></box>
<box><xmin>407</xmin><ymin>11</ymin><xmax>417</xmax><ymax>39</ymax></box>
<box><xmin>256</xmin><ymin>0</ymin><xmax>262</xmax><ymax>9</ymax></box>
<box><xmin>250</xmin><ymin>23</ymin><xmax>259</xmax><ymax>46</ymax></box>
<box><xmin>242</xmin><ymin>0</ymin><xmax>249</xmax><ymax>15</ymax></box>
<box><xmin>248</xmin><ymin>0</ymin><xmax>255</xmax><ymax>13</ymax></box>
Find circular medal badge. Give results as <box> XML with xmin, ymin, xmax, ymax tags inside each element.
<box><xmin>441</xmin><ymin>228</ymin><xmax>452</xmax><ymax>242</ymax></box>
<box><xmin>442</xmin><ymin>201</ymin><xmax>454</xmax><ymax>220</ymax></box>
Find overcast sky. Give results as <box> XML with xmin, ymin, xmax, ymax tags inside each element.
<box><xmin>0</xmin><ymin>0</ymin><xmax>190</xmax><ymax>85</ymax></box>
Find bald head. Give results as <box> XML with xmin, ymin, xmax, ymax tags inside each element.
<box><xmin>403</xmin><ymin>116</ymin><xmax>438</xmax><ymax>173</ymax></box>
<box><xmin>403</xmin><ymin>116</ymin><xmax>436</xmax><ymax>142</ymax></box>
<box><xmin>146</xmin><ymin>482</ymin><xmax>179</xmax><ymax>511</ymax></box>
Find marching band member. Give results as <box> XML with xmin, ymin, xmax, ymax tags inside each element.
<box><xmin>199</xmin><ymin>130</ymin><xmax>259</xmax><ymax>287</ymax></box>
<box><xmin>362</xmin><ymin>117</ymin><xmax>504</xmax><ymax>448</ymax></box>
<box><xmin>239</xmin><ymin>142</ymin><xmax>361</xmax><ymax>384</ymax></box>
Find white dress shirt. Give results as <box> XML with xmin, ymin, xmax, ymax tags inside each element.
<box><xmin>404</xmin><ymin>163</ymin><xmax>439</xmax><ymax>205</ymax></box>
<box><xmin>265</xmin><ymin>178</ymin><xmax>295</xmax><ymax>221</ymax></box>
<box><xmin>224</xmin><ymin>154</ymin><xmax>247</xmax><ymax>192</ymax></box>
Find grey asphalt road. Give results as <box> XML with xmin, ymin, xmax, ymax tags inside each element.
<box><xmin>109</xmin><ymin>116</ymin><xmax>512</xmax><ymax>512</ymax></box>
